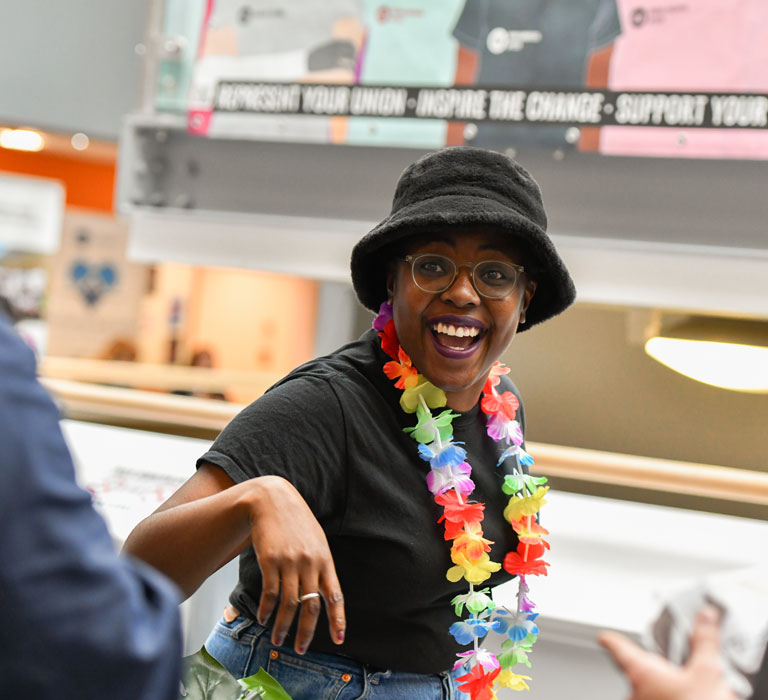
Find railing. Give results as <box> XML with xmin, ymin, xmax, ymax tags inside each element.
<box><xmin>530</xmin><ymin>442</ymin><xmax>768</xmax><ymax>507</ymax></box>
<box><xmin>39</xmin><ymin>356</ymin><xmax>280</xmax><ymax>394</ymax></box>
<box><xmin>39</xmin><ymin>360</ymin><xmax>768</xmax><ymax>508</ymax></box>
<box><xmin>40</xmin><ymin>378</ymin><xmax>246</xmax><ymax>433</ymax></box>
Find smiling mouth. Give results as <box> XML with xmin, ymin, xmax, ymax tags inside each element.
<box><xmin>429</xmin><ymin>321</ymin><xmax>485</xmax><ymax>351</ymax></box>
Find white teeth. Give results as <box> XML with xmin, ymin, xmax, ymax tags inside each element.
<box><xmin>430</xmin><ymin>323</ymin><xmax>481</xmax><ymax>337</ymax></box>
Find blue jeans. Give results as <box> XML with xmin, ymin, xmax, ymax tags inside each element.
<box><xmin>205</xmin><ymin>615</ymin><xmax>468</xmax><ymax>700</ymax></box>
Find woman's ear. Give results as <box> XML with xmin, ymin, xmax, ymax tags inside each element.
<box><xmin>385</xmin><ymin>267</ymin><xmax>397</xmax><ymax>302</ymax></box>
<box><xmin>519</xmin><ymin>280</ymin><xmax>537</xmax><ymax>324</ymax></box>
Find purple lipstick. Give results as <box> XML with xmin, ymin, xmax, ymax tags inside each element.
<box><xmin>426</xmin><ymin>315</ymin><xmax>487</xmax><ymax>359</ymax></box>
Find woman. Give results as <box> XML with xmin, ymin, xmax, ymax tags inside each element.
<box><xmin>124</xmin><ymin>146</ymin><xmax>575</xmax><ymax>699</ymax></box>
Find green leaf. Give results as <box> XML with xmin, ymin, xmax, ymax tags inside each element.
<box><xmin>502</xmin><ymin>473</ymin><xmax>549</xmax><ymax>496</ymax></box>
<box><xmin>497</xmin><ymin>646</ymin><xmax>532</xmax><ymax>669</ymax></box>
<box><xmin>239</xmin><ymin>668</ymin><xmax>294</xmax><ymax>700</ymax></box>
<box><xmin>399</xmin><ymin>377</ymin><xmax>447</xmax><ymax>413</ymax></box>
<box><xmin>451</xmin><ymin>588</ymin><xmax>494</xmax><ymax>617</ymax></box>
<box><xmin>502</xmin><ymin>474</ymin><xmax>524</xmax><ymax>495</ymax></box>
<box><xmin>179</xmin><ymin>647</ymin><xmax>242</xmax><ymax>700</ymax></box>
<box><xmin>404</xmin><ymin>405</ymin><xmax>458</xmax><ymax>443</ymax></box>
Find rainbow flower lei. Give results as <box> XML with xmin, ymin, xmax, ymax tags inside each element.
<box><xmin>373</xmin><ymin>303</ymin><xmax>550</xmax><ymax>698</ymax></box>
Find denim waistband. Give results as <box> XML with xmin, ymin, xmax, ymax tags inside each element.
<box><xmin>207</xmin><ymin>615</ymin><xmax>460</xmax><ymax>699</ymax></box>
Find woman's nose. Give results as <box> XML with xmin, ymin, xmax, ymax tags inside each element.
<box><xmin>440</xmin><ymin>266</ymin><xmax>481</xmax><ymax>306</ymax></box>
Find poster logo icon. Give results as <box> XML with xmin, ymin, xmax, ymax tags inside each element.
<box><xmin>69</xmin><ymin>261</ymin><xmax>118</xmax><ymax>306</ymax></box>
<box><xmin>486</xmin><ymin>28</ymin><xmax>543</xmax><ymax>55</ymax></box>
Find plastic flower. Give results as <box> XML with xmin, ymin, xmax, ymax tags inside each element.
<box><xmin>517</xmin><ymin>575</ymin><xmax>536</xmax><ymax>612</ymax></box>
<box><xmin>456</xmin><ymin>664</ymin><xmax>501</xmax><ymax>700</ymax></box>
<box><xmin>372</xmin><ymin>301</ymin><xmax>393</xmax><ymax>331</ymax></box>
<box><xmin>482</xmin><ymin>361</ymin><xmax>510</xmax><ymax>394</ymax></box>
<box><xmin>501</xmin><ymin>472</ymin><xmax>547</xmax><ymax>496</ymax></box>
<box><xmin>489</xmin><ymin>608</ymin><xmax>539</xmax><ymax>642</ymax></box>
<box><xmin>404</xmin><ymin>405</ymin><xmax>457</xmax><ymax>444</ymax></box>
<box><xmin>426</xmin><ymin>461</ymin><xmax>475</xmax><ymax>496</ymax></box>
<box><xmin>378</xmin><ymin>319</ymin><xmax>400</xmax><ymax>359</ymax></box>
<box><xmin>447</xmin><ymin>550</ymin><xmax>501</xmax><ymax>585</ymax></box>
<box><xmin>518</xmin><ymin>539</ymin><xmax>549</xmax><ymax>560</ymax></box>
<box><xmin>449</xmin><ymin>617</ymin><xmax>493</xmax><ymax>645</ymax></box>
<box><xmin>486</xmin><ymin>414</ymin><xmax>523</xmax><ymax>445</ymax></box>
<box><xmin>504</xmin><ymin>539</ymin><xmax>550</xmax><ymax>578</ymax></box>
<box><xmin>400</xmin><ymin>376</ymin><xmax>447</xmax><ymax>413</ymax></box>
<box><xmin>497</xmin><ymin>638</ymin><xmax>534</xmax><ymax>669</ymax></box>
<box><xmin>509</xmin><ymin>518</ymin><xmax>549</xmax><ymax>545</ymax></box>
<box><xmin>454</xmin><ymin>648</ymin><xmax>500</xmax><ymax>672</ymax></box>
<box><xmin>418</xmin><ymin>439</ymin><xmax>467</xmax><ymax>468</ymax></box>
<box><xmin>451</xmin><ymin>588</ymin><xmax>494</xmax><ymax>617</ymax></box>
<box><xmin>480</xmin><ymin>390</ymin><xmax>519</xmax><ymax>420</ymax></box>
<box><xmin>503</xmin><ymin>550</ymin><xmax>550</xmax><ymax>577</ymax></box>
<box><xmin>452</xmin><ymin>521</ymin><xmax>494</xmax><ymax>560</ymax></box>
<box><xmin>436</xmin><ymin>491</ymin><xmax>485</xmax><ymax>529</ymax></box>
<box><xmin>495</xmin><ymin>669</ymin><xmax>532</xmax><ymax>691</ymax></box>
<box><xmin>503</xmin><ymin>486</ymin><xmax>549</xmax><ymax>523</ymax></box>
<box><xmin>384</xmin><ymin>346</ymin><xmax>419</xmax><ymax>389</ymax></box>
<box><xmin>496</xmin><ymin>445</ymin><xmax>534</xmax><ymax>468</ymax></box>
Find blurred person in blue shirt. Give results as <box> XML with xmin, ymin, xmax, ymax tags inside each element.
<box><xmin>0</xmin><ymin>312</ymin><xmax>183</xmax><ymax>699</ymax></box>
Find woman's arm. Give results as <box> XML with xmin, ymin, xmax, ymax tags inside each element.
<box><xmin>123</xmin><ymin>462</ymin><xmax>346</xmax><ymax>655</ymax></box>
<box><xmin>445</xmin><ymin>44</ymin><xmax>480</xmax><ymax>145</ymax></box>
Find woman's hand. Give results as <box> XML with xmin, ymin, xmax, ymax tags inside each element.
<box><xmin>598</xmin><ymin>606</ymin><xmax>736</xmax><ymax>700</ymax></box>
<box><xmin>123</xmin><ymin>464</ymin><xmax>345</xmax><ymax>656</ymax></box>
<box><xmin>247</xmin><ymin>475</ymin><xmax>346</xmax><ymax>654</ymax></box>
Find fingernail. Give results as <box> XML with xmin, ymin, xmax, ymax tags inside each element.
<box><xmin>274</xmin><ymin>634</ymin><xmax>285</xmax><ymax>647</ymax></box>
<box><xmin>297</xmin><ymin>644</ymin><xmax>307</xmax><ymax>655</ymax></box>
<box><xmin>336</xmin><ymin>631</ymin><xmax>345</xmax><ymax>643</ymax></box>
<box><xmin>257</xmin><ymin>615</ymin><xmax>266</xmax><ymax>626</ymax></box>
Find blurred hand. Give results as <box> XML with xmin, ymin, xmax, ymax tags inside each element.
<box><xmin>249</xmin><ymin>476</ymin><xmax>345</xmax><ymax>655</ymax></box>
<box><xmin>598</xmin><ymin>606</ymin><xmax>736</xmax><ymax>700</ymax></box>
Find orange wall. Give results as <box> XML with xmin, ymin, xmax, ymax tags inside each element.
<box><xmin>0</xmin><ymin>150</ymin><xmax>115</xmax><ymax>212</ymax></box>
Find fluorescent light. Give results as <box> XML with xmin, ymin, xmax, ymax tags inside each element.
<box><xmin>0</xmin><ymin>128</ymin><xmax>45</xmax><ymax>152</ymax></box>
<box><xmin>644</xmin><ymin>318</ymin><xmax>768</xmax><ymax>393</ymax></box>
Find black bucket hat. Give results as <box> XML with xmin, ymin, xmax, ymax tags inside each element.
<box><xmin>350</xmin><ymin>146</ymin><xmax>576</xmax><ymax>330</ymax></box>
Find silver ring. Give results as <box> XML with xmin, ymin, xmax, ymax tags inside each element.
<box><xmin>298</xmin><ymin>592</ymin><xmax>321</xmax><ymax>603</ymax></box>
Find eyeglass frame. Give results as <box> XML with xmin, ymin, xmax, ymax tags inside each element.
<box><xmin>402</xmin><ymin>253</ymin><xmax>526</xmax><ymax>299</ymax></box>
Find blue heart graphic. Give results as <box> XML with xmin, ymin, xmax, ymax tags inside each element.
<box><xmin>69</xmin><ymin>260</ymin><xmax>119</xmax><ymax>306</ymax></box>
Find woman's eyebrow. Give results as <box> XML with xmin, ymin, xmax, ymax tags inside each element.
<box><xmin>428</xmin><ymin>235</ymin><xmax>456</xmax><ymax>247</ymax></box>
<box><xmin>411</xmin><ymin>234</ymin><xmax>456</xmax><ymax>250</ymax></box>
<box><xmin>478</xmin><ymin>243</ymin><xmax>508</xmax><ymax>254</ymax></box>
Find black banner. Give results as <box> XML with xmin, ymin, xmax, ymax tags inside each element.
<box><xmin>213</xmin><ymin>82</ymin><xmax>768</xmax><ymax>129</ymax></box>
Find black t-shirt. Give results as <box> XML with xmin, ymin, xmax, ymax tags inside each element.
<box><xmin>198</xmin><ymin>329</ymin><xmax>525</xmax><ymax>674</ymax></box>
<box><xmin>453</xmin><ymin>0</ymin><xmax>621</xmax><ymax>148</ymax></box>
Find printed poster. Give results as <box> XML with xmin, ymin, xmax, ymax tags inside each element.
<box><xmin>46</xmin><ymin>212</ymin><xmax>148</xmax><ymax>359</ymax></box>
<box><xmin>182</xmin><ymin>0</ymin><xmax>768</xmax><ymax>159</ymax></box>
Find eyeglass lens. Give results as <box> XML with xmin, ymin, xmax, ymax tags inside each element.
<box><xmin>409</xmin><ymin>254</ymin><xmax>520</xmax><ymax>298</ymax></box>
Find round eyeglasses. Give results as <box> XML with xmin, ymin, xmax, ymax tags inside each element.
<box><xmin>403</xmin><ymin>254</ymin><xmax>525</xmax><ymax>299</ymax></box>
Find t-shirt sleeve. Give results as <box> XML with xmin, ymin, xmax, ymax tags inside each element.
<box><xmin>198</xmin><ymin>375</ymin><xmax>347</xmax><ymax>525</ymax></box>
<box><xmin>452</xmin><ymin>0</ymin><xmax>487</xmax><ymax>50</ymax></box>
<box><xmin>589</xmin><ymin>0</ymin><xmax>622</xmax><ymax>51</ymax></box>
